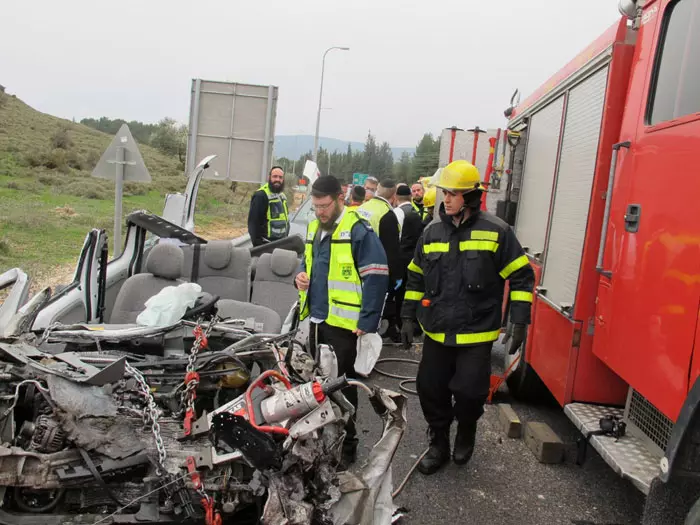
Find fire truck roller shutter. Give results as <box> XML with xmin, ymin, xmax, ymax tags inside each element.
<box><xmin>514</xmin><ymin>95</ymin><xmax>566</xmax><ymax>259</ymax></box>
<box><xmin>541</xmin><ymin>66</ymin><xmax>609</xmax><ymax>309</ymax></box>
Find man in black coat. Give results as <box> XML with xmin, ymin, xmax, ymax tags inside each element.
<box><xmin>247</xmin><ymin>166</ymin><xmax>289</xmax><ymax>247</ymax></box>
<box><xmin>394</xmin><ymin>184</ymin><xmax>425</xmax><ymax>335</ymax></box>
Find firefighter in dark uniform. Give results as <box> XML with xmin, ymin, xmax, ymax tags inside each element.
<box><xmin>247</xmin><ymin>166</ymin><xmax>289</xmax><ymax>247</ymax></box>
<box><xmin>401</xmin><ymin>160</ymin><xmax>534</xmax><ymax>475</ymax></box>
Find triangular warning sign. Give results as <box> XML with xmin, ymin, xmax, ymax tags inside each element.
<box><xmin>91</xmin><ymin>124</ymin><xmax>151</xmax><ymax>182</ymax></box>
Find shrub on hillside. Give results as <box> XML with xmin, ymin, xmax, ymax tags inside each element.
<box><xmin>38</xmin><ymin>174</ymin><xmax>55</xmax><ymax>186</ymax></box>
<box><xmin>0</xmin><ymin>239</ymin><xmax>10</xmax><ymax>256</ymax></box>
<box><xmin>86</xmin><ymin>150</ymin><xmax>101</xmax><ymax>169</ymax></box>
<box><xmin>42</xmin><ymin>149</ymin><xmax>70</xmax><ymax>173</ymax></box>
<box><xmin>65</xmin><ymin>150</ymin><xmax>85</xmax><ymax>170</ymax></box>
<box><xmin>62</xmin><ymin>180</ymin><xmax>109</xmax><ymax>200</ymax></box>
<box><xmin>0</xmin><ymin>155</ymin><xmax>20</xmax><ymax>177</ymax></box>
<box><xmin>3</xmin><ymin>179</ymin><xmax>42</xmax><ymax>193</ymax></box>
<box><xmin>24</xmin><ymin>151</ymin><xmax>43</xmax><ymax>168</ymax></box>
<box><xmin>124</xmin><ymin>182</ymin><xmax>148</xmax><ymax>196</ymax></box>
<box><xmin>51</xmin><ymin>128</ymin><xmax>74</xmax><ymax>150</ymax></box>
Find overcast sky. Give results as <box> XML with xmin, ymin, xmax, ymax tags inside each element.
<box><xmin>2</xmin><ymin>0</ymin><xmax>621</xmax><ymax>147</ymax></box>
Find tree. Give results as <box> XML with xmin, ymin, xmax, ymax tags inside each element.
<box><xmin>376</xmin><ymin>142</ymin><xmax>394</xmax><ymax>179</ymax></box>
<box><xmin>394</xmin><ymin>151</ymin><xmax>412</xmax><ymax>183</ymax></box>
<box><xmin>363</xmin><ymin>132</ymin><xmax>378</xmax><ymax>175</ymax></box>
<box><xmin>150</xmin><ymin>118</ymin><xmax>187</xmax><ymax>158</ymax></box>
<box><xmin>411</xmin><ymin>133</ymin><xmax>440</xmax><ymax>182</ymax></box>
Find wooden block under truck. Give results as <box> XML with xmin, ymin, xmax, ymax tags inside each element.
<box><xmin>497</xmin><ymin>1</ymin><xmax>700</xmax><ymax>522</ymax></box>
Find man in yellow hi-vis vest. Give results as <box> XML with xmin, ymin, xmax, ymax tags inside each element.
<box><xmin>295</xmin><ymin>175</ymin><xmax>389</xmax><ymax>468</ymax></box>
<box><xmin>247</xmin><ymin>166</ymin><xmax>289</xmax><ymax>247</ymax></box>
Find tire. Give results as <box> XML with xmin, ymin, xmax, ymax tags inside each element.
<box><xmin>686</xmin><ymin>495</ymin><xmax>700</xmax><ymax>525</ymax></box>
<box><xmin>642</xmin><ymin>476</ymin><xmax>700</xmax><ymax>525</ymax></box>
<box><xmin>504</xmin><ymin>341</ymin><xmax>553</xmax><ymax>404</ymax></box>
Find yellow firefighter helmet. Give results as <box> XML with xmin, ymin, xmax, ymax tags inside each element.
<box><xmin>437</xmin><ymin>160</ymin><xmax>483</xmax><ymax>193</ymax></box>
<box><xmin>423</xmin><ymin>186</ymin><xmax>437</xmax><ymax>208</ymax></box>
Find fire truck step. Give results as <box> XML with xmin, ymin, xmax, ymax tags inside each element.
<box><xmin>564</xmin><ymin>402</ymin><xmax>662</xmax><ymax>495</ymax></box>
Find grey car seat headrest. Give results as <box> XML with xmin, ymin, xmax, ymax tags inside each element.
<box><xmin>270</xmin><ymin>249</ymin><xmax>299</xmax><ymax>277</ymax></box>
<box><xmin>203</xmin><ymin>240</ymin><xmax>233</xmax><ymax>270</ymax></box>
<box><xmin>146</xmin><ymin>243</ymin><xmax>184</xmax><ymax>280</ymax></box>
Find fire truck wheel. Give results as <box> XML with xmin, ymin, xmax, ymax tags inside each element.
<box><xmin>642</xmin><ymin>476</ymin><xmax>700</xmax><ymax>525</ymax></box>
<box><xmin>504</xmin><ymin>349</ymin><xmax>551</xmax><ymax>403</ymax></box>
<box><xmin>685</xmin><ymin>495</ymin><xmax>700</xmax><ymax>525</ymax></box>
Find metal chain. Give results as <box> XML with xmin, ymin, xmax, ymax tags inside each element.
<box><xmin>125</xmin><ymin>360</ymin><xmax>167</xmax><ymax>475</ymax></box>
<box><xmin>180</xmin><ymin>317</ymin><xmax>218</xmax><ymax>414</ymax></box>
<box><xmin>39</xmin><ymin>322</ymin><xmax>64</xmax><ymax>344</ymax></box>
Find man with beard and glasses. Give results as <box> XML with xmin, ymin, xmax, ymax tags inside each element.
<box><xmin>295</xmin><ymin>175</ymin><xmax>389</xmax><ymax>469</ymax></box>
<box><xmin>247</xmin><ymin>166</ymin><xmax>290</xmax><ymax>247</ymax></box>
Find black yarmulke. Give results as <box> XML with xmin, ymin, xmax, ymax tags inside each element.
<box><xmin>396</xmin><ymin>185</ymin><xmax>411</xmax><ymax>196</ymax></box>
<box><xmin>312</xmin><ymin>175</ymin><xmax>342</xmax><ymax>196</ymax></box>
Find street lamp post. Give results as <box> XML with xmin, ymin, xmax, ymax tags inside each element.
<box><xmin>313</xmin><ymin>46</ymin><xmax>349</xmax><ymax>162</ymax></box>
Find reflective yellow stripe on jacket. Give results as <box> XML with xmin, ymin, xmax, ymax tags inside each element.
<box><xmin>510</xmin><ymin>291</ymin><xmax>533</xmax><ymax>303</ymax></box>
<box><xmin>500</xmin><ymin>255</ymin><xmax>529</xmax><ymax>279</ymax></box>
<box><xmin>420</xmin><ymin>321</ymin><xmax>501</xmax><ymax>345</ymax></box>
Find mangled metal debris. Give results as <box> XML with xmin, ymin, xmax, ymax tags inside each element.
<box><xmin>0</xmin><ymin>312</ymin><xmax>406</xmax><ymax>525</ymax></box>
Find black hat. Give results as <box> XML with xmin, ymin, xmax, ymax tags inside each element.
<box><xmin>311</xmin><ymin>175</ymin><xmax>342</xmax><ymax>196</ymax></box>
<box><xmin>396</xmin><ymin>184</ymin><xmax>411</xmax><ymax>196</ymax></box>
<box><xmin>351</xmin><ymin>185</ymin><xmax>366</xmax><ymax>201</ymax></box>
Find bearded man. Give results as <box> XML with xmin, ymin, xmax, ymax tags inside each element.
<box><xmin>248</xmin><ymin>166</ymin><xmax>289</xmax><ymax>246</ymax></box>
<box><xmin>294</xmin><ymin>175</ymin><xmax>389</xmax><ymax>468</ymax></box>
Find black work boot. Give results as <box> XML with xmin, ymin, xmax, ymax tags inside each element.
<box><xmin>453</xmin><ymin>421</ymin><xmax>477</xmax><ymax>465</ymax></box>
<box><xmin>417</xmin><ymin>427</ymin><xmax>450</xmax><ymax>475</ymax></box>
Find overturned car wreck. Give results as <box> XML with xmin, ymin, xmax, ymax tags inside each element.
<box><xmin>0</xmin><ymin>204</ymin><xmax>407</xmax><ymax>525</ymax></box>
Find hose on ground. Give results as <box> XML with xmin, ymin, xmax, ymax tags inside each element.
<box><xmin>372</xmin><ymin>357</ymin><xmax>420</xmax><ymax>395</ymax></box>
<box><xmin>392</xmin><ymin>447</ymin><xmax>429</xmax><ymax>499</ymax></box>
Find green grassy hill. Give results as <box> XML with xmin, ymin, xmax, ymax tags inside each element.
<box><xmin>0</xmin><ymin>91</ymin><xmax>252</xmax><ymax>285</ymax></box>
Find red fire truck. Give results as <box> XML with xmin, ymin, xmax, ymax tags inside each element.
<box><xmin>497</xmin><ymin>0</ymin><xmax>700</xmax><ymax>521</ymax></box>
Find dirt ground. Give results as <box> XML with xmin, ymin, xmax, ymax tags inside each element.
<box><xmin>194</xmin><ymin>223</ymin><xmax>247</xmax><ymax>241</ymax></box>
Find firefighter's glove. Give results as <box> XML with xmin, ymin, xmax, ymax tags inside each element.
<box><xmin>507</xmin><ymin>324</ymin><xmax>526</xmax><ymax>355</ymax></box>
<box><xmin>400</xmin><ymin>319</ymin><xmax>415</xmax><ymax>349</ymax></box>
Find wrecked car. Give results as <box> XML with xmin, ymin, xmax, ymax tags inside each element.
<box><xmin>0</xmin><ymin>159</ymin><xmax>407</xmax><ymax>525</ymax></box>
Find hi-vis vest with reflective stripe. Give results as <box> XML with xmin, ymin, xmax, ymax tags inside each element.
<box><xmin>357</xmin><ymin>197</ymin><xmax>397</xmax><ymax>233</ymax></box>
<box><xmin>299</xmin><ymin>211</ymin><xmax>363</xmax><ymax>331</ymax></box>
<box><xmin>411</xmin><ymin>200</ymin><xmax>428</xmax><ymax>221</ymax></box>
<box><xmin>260</xmin><ymin>183</ymin><xmax>289</xmax><ymax>240</ymax></box>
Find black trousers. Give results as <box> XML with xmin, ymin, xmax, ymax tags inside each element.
<box><xmin>311</xmin><ymin>322</ymin><xmax>359</xmax><ymax>448</ymax></box>
<box><xmin>416</xmin><ymin>337</ymin><xmax>493</xmax><ymax>430</ymax></box>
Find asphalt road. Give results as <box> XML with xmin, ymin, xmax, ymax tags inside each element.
<box><xmin>353</xmin><ymin>340</ymin><xmax>646</xmax><ymax>525</ymax></box>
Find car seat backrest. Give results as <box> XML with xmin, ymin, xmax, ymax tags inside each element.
<box><xmin>251</xmin><ymin>248</ymin><xmax>299</xmax><ymax>320</ymax></box>
<box><xmin>110</xmin><ymin>243</ymin><xmax>184</xmax><ymax>324</ymax></box>
<box><xmin>182</xmin><ymin>241</ymin><xmax>252</xmax><ymax>301</ymax></box>
<box><xmin>216</xmin><ymin>299</ymin><xmax>282</xmax><ymax>334</ymax></box>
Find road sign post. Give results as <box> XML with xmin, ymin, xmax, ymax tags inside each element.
<box><xmin>92</xmin><ymin>124</ymin><xmax>151</xmax><ymax>257</ymax></box>
<box><xmin>113</xmin><ymin>146</ymin><xmax>125</xmax><ymax>254</ymax></box>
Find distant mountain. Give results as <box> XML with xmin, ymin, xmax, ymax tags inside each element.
<box><xmin>274</xmin><ymin>135</ymin><xmax>415</xmax><ymax>160</ymax></box>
